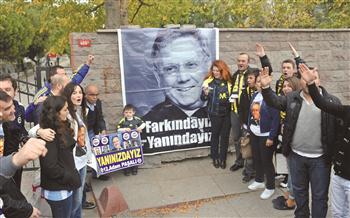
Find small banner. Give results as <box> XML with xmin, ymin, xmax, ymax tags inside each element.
<box><xmin>90</xmin><ymin>130</ymin><xmax>144</xmax><ymax>176</ymax></box>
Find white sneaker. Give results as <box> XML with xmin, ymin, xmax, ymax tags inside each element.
<box><xmin>248</xmin><ymin>181</ymin><xmax>265</xmax><ymax>190</ymax></box>
<box><xmin>260</xmin><ymin>188</ymin><xmax>275</xmax><ymax>199</ymax></box>
<box><xmin>280</xmin><ymin>181</ymin><xmax>288</xmax><ymax>188</ymax></box>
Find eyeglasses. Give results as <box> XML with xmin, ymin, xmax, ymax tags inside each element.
<box><xmin>162</xmin><ymin>59</ymin><xmax>202</xmax><ymax>75</ymax></box>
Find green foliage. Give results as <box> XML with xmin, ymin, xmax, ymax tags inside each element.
<box><xmin>0</xmin><ymin>5</ymin><xmax>35</xmax><ymax>61</ymax></box>
<box><xmin>0</xmin><ymin>0</ymin><xmax>349</xmax><ymax>62</ymax></box>
<box><xmin>0</xmin><ymin>0</ymin><xmax>105</xmax><ymax>62</ymax></box>
<box><xmin>128</xmin><ymin>0</ymin><xmax>194</xmax><ymax>27</ymax></box>
<box><xmin>128</xmin><ymin>0</ymin><xmax>350</xmax><ymax>28</ymax></box>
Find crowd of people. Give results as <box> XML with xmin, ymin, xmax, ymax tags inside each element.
<box><xmin>0</xmin><ymin>53</ymin><xmax>149</xmax><ymax>217</ymax></box>
<box><xmin>0</xmin><ymin>39</ymin><xmax>348</xmax><ymax>218</ymax></box>
<box><xmin>201</xmin><ymin>42</ymin><xmax>349</xmax><ymax>218</ymax></box>
<box><xmin>0</xmin><ymin>55</ymin><xmax>102</xmax><ymax>217</ymax></box>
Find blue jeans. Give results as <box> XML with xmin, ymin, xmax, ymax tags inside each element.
<box><xmin>47</xmin><ymin>195</ymin><xmax>73</xmax><ymax>218</ymax></box>
<box><xmin>71</xmin><ymin>166</ymin><xmax>87</xmax><ymax>218</ymax></box>
<box><xmin>331</xmin><ymin>174</ymin><xmax>350</xmax><ymax>218</ymax></box>
<box><xmin>287</xmin><ymin>155</ymin><xmax>294</xmax><ymax>199</ymax></box>
<box><xmin>289</xmin><ymin>151</ymin><xmax>331</xmax><ymax>218</ymax></box>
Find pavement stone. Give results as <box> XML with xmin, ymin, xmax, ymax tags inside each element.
<box><xmin>89</xmin><ymin>153</ymin><xmax>298</xmax><ymax>217</ymax></box>
<box><xmin>22</xmin><ymin>153</ymin><xmax>305</xmax><ymax>217</ymax></box>
<box><xmin>159</xmin><ymin>176</ymin><xmax>223</xmax><ymax>205</ymax></box>
<box><xmin>212</xmin><ymin>172</ymin><xmax>250</xmax><ymax>196</ymax></box>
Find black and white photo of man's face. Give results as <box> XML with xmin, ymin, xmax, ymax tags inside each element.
<box><xmin>156</xmin><ymin>36</ymin><xmax>209</xmax><ymax>110</ymax></box>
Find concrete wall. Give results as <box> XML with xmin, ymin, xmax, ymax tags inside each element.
<box><xmin>70</xmin><ymin>28</ymin><xmax>350</xmax><ymax>164</ymax></box>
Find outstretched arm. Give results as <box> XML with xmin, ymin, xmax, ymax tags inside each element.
<box><xmin>260</xmin><ymin>67</ymin><xmax>288</xmax><ymax>111</ymax></box>
<box><xmin>70</xmin><ymin>55</ymin><xmax>94</xmax><ymax>85</ymax></box>
<box><xmin>256</xmin><ymin>43</ymin><xmax>273</xmax><ymax>75</ymax></box>
<box><xmin>288</xmin><ymin>42</ymin><xmax>306</xmax><ymax>74</ymax></box>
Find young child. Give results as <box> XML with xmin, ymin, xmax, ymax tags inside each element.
<box><xmin>117</xmin><ymin>104</ymin><xmax>145</xmax><ymax>176</ymax></box>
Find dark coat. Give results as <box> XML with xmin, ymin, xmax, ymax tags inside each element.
<box><xmin>261</xmin><ymin>86</ymin><xmax>341</xmax><ymax>163</ymax></box>
<box><xmin>238</xmin><ymin>87</ymin><xmax>255</xmax><ymax>126</ymax></box>
<box><xmin>40</xmin><ymin>127</ymin><xmax>81</xmax><ymax>191</ymax></box>
<box><xmin>87</xmin><ymin>99</ymin><xmax>106</xmax><ymax>135</ymax></box>
<box><xmin>308</xmin><ymin>83</ymin><xmax>350</xmax><ymax>180</ymax></box>
<box><xmin>0</xmin><ymin>175</ymin><xmax>33</xmax><ymax>218</ymax></box>
<box><xmin>3</xmin><ymin>100</ymin><xmax>28</xmax><ymax>156</ymax></box>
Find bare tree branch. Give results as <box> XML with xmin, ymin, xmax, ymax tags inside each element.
<box><xmin>88</xmin><ymin>2</ymin><xmax>105</xmax><ymax>14</ymax></box>
<box><xmin>131</xmin><ymin>0</ymin><xmax>154</xmax><ymax>23</ymax></box>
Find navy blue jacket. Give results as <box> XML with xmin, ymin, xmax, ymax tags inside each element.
<box><xmin>248</xmin><ymin>92</ymin><xmax>280</xmax><ymax>140</ymax></box>
<box><xmin>3</xmin><ymin>100</ymin><xmax>28</xmax><ymax>156</ymax></box>
<box><xmin>87</xmin><ymin>99</ymin><xmax>106</xmax><ymax>135</ymax></box>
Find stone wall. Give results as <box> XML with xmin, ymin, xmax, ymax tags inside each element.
<box><xmin>70</xmin><ymin>28</ymin><xmax>350</xmax><ymax>164</ymax></box>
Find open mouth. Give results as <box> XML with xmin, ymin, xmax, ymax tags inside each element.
<box><xmin>174</xmin><ymin>86</ymin><xmax>196</xmax><ymax>92</ymax></box>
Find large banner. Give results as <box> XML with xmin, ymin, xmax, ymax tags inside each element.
<box><xmin>91</xmin><ymin>130</ymin><xmax>144</xmax><ymax>175</ymax></box>
<box><xmin>119</xmin><ymin>28</ymin><xmax>219</xmax><ymax>155</ymax></box>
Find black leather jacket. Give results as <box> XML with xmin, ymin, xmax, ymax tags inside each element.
<box><xmin>308</xmin><ymin>83</ymin><xmax>350</xmax><ymax>179</ymax></box>
<box><xmin>262</xmin><ymin>86</ymin><xmax>341</xmax><ymax>163</ymax></box>
<box><xmin>0</xmin><ymin>176</ymin><xmax>33</xmax><ymax>218</ymax></box>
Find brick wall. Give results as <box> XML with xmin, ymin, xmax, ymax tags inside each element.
<box><xmin>70</xmin><ymin>28</ymin><xmax>350</xmax><ymax>163</ymax></box>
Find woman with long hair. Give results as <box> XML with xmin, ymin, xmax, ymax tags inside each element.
<box><xmin>63</xmin><ymin>82</ymin><xmax>92</xmax><ymax>218</ymax></box>
<box><xmin>300</xmin><ymin>63</ymin><xmax>350</xmax><ymax>218</ymax></box>
<box><xmin>273</xmin><ymin>76</ymin><xmax>301</xmax><ymax>210</ymax></box>
<box><xmin>282</xmin><ymin>76</ymin><xmax>301</xmax><ymax>96</ymax></box>
<box><xmin>201</xmin><ymin>60</ymin><xmax>232</xmax><ymax>169</ymax></box>
<box><xmin>39</xmin><ymin>96</ymin><xmax>80</xmax><ymax>218</ymax></box>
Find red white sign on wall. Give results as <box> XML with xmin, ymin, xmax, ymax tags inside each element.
<box><xmin>78</xmin><ymin>39</ymin><xmax>92</xmax><ymax>47</ymax></box>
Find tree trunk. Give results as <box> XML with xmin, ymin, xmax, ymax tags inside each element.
<box><xmin>105</xmin><ymin>0</ymin><xmax>128</xmax><ymax>28</ymax></box>
<box><xmin>120</xmin><ymin>0</ymin><xmax>128</xmax><ymax>26</ymax></box>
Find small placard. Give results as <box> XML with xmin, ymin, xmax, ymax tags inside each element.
<box><xmin>78</xmin><ymin>39</ymin><xmax>92</xmax><ymax>47</ymax></box>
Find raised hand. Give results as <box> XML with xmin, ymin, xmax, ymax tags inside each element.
<box><xmin>288</xmin><ymin>42</ymin><xmax>299</xmax><ymax>58</ymax></box>
<box><xmin>259</xmin><ymin>67</ymin><xmax>272</xmax><ymax>88</ymax></box>
<box><xmin>299</xmin><ymin>63</ymin><xmax>317</xmax><ymax>84</ymax></box>
<box><xmin>256</xmin><ymin>43</ymin><xmax>266</xmax><ymax>57</ymax></box>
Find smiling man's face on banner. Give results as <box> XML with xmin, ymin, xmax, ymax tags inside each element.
<box><xmin>156</xmin><ymin>36</ymin><xmax>210</xmax><ymax>110</ymax></box>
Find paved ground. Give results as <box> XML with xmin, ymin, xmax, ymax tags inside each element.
<box><xmin>20</xmin><ymin>153</ymin><xmax>306</xmax><ymax>217</ymax></box>
<box><xmin>89</xmin><ymin>153</ymin><xmax>294</xmax><ymax>218</ymax></box>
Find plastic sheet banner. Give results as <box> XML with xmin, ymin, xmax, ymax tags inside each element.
<box><xmin>91</xmin><ymin>130</ymin><xmax>144</xmax><ymax>175</ymax></box>
<box><xmin>118</xmin><ymin>28</ymin><xmax>219</xmax><ymax>155</ymax></box>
